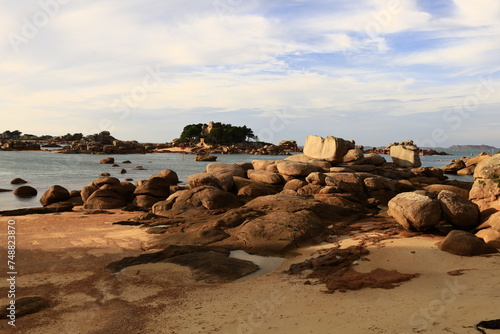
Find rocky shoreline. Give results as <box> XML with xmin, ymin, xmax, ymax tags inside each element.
<box><xmin>1</xmin><ymin>134</ymin><xmax>499</xmax><ymax>333</ymax></box>
<box><xmin>4</xmin><ymin>135</ymin><xmax>499</xmax><ymax>255</ymax></box>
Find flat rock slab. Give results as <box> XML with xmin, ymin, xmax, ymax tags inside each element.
<box><xmin>0</xmin><ymin>203</ymin><xmax>74</xmax><ymax>216</ymax></box>
<box><xmin>106</xmin><ymin>245</ymin><xmax>259</xmax><ymax>283</ymax></box>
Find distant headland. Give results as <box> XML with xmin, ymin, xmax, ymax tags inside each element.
<box><xmin>449</xmin><ymin>144</ymin><xmax>498</xmax><ymax>150</ymax></box>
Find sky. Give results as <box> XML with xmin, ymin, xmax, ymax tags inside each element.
<box><xmin>0</xmin><ymin>0</ymin><xmax>499</xmax><ymax>147</ymax></box>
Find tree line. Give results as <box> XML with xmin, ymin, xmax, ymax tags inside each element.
<box><xmin>1</xmin><ymin>130</ymin><xmax>83</xmax><ymax>141</ymax></box>
<box><xmin>176</xmin><ymin>122</ymin><xmax>257</xmax><ymax>145</ymax></box>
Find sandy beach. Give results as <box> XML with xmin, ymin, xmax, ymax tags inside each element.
<box><xmin>1</xmin><ymin>208</ymin><xmax>498</xmax><ymax>334</ymax></box>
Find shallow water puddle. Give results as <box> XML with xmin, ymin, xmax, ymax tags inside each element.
<box><xmin>229</xmin><ymin>250</ymin><xmax>286</xmax><ymax>281</ymax></box>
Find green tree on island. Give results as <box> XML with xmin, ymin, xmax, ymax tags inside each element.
<box><xmin>177</xmin><ymin>122</ymin><xmax>256</xmax><ymax>145</ymax></box>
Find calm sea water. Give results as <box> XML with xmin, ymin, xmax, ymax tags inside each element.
<box><xmin>0</xmin><ymin>148</ymin><xmax>489</xmax><ymax>211</ymax></box>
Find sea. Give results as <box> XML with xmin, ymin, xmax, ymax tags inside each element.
<box><xmin>0</xmin><ymin>148</ymin><xmax>493</xmax><ymax>211</ymax></box>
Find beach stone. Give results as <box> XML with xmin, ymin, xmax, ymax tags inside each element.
<box><xmin>40</xmin><ymin>185</ymin><xmax>70</xmax><ymax>206</ymax></box>
<box><xmin>438</xmin><ymin>230</ymin><xmax>499</xmax><ymax>256</ymax></box>
<box><xmin>457</xmin><ymin>166</ymin><xmax>475</xmax><ymax>175</ymax></box>
<box><xmin>364</xmin><ymin>153</ymin><xmax>386</xmax><ymax>166</ymax></box>
<box><xmin>13</xmin><ymin>186</ymin><xmax>38</xmax><ymax>197</ymax></box>
<box><xmin>67</xmin><ymin>192</ymin><xmax>84</xmax><ymax>206</ymax></box>
<box><xmin>152</xmin><ymin>186</ymin><xmax>242</xmax><ymax>216</ymax></box>
<box><xmin>388</xmin><ymin>192</ymin><xmax>442</xmax><ymax>231</ymax></box>
<box><xmin>275</xmin><ymin>161</ymin><xmax>321</xmax><ymax>177</ymax></box>
<box><xmin>390</xmin><ymin>143</ymin><xmax>421</xmax><ymax>167</ymax></box>
<box><xmin>476</xmin><ymin>228</ymin><xmax>500</xmax><ymax>248</ymax></box>
<box><xmin>10</xmin><ymin>178</ymin><xmax>27</xmax><ymax>185</ymax></box>
<box><xmin>92</xmin><ymin>176</ymin><xmax>121</xmax><ymax>187</ymax></box>
<box><xmin>324</xmin><ymin>173</ymin><xmax>367</xmax><ymax>200</ymax></box>
<box><xmin>297</xmin><ymin>184</ymin><xmax>323</xmax><ymax>196</ymax></box>
<box><xmin>120</xmin><ymin>182</ymin><xmax>136</xmax><ymax>198</ymax></box>
<box><xmin>99</xmin><ymin>157</ymin><xmax>114</xmax><ymax>164</ymax></box>
<box><xmin>150</xmin><ymin>169</ymin><xmax>179</xmax><ymax>185</ymax></box>
<box><xmin>206</xmin><ymin>163</ymin><xmax>245</xmax><ymax>178</ymax></box>
<box><xmin>83</xmin><ymin>189</ymin><xmax>127</xmax><ymax>210</ymax></box>
<box><xmin>132</xmin><ymin>195</ymin><xmax>161</xmax><ymax>210</ymax></box>
<box><xmin>0</xmin><ymin>188</ymin><xmax>12</xmax><ymax>192</ymax></box>
<box><xmin>283</xmin><ymin>179</ymin><xmax>308</xmax><ymax>191</ymax></box>
<box><xmin>303</xmin><ymin>135</ymin><xmax>355</xmax><ymax>163</ymax></box>
<box><xmin>363</xmin><ymin>176</ymin><xmax>397</xmax><ymax>205</ymax></box>
<box><xmin>265</xmin><ymin>164</ymin><xmax>279</xmax><ymax>173</ymax></box>
<box><xmin>247</xmin><ymin>170</ymin><xmax>282</xmax><ymax>185</ymax></box>
<box><xmin>478</xmin><ymin>211</ymin><xmax>500</xmax><ymax>231</ymax></box>
<box><xmin>122</xmin><ymin>160</ymin><xmax>132</xmax><ymax>163</ymax></box>
<box><xmin>423</xmin><ymin>184</ymin><xmax>469</xmax><ymax>199</ymax></box>
<box><xmin>134</xmin><ymin>177</ymin><xmax>171</xmax><ymax>198</ymax></box>
<box><xmin>343</xmin><ymin>147</ymin><xmax>365</xmax><ymax>164</ymax></box>
<box><xmin>306</xmin><ymin>172</ymin><xmax>326</xmax><ymax>185</ymax></box>
<box><xmin>252</xmin><ymin>160</ymin><xmax>276</xmax><ymax>171</ymax></box>
<box><xmin>236</xmin><ymin>162</ymin><xmax>254</xmax><ymax>173</ymax></box>
<box><xmin>81</xmin><ymin>185</ymin><xmax>98</xmax><ymax>202</ymax></box>
<box><xmin>188</xmin><ymin>172</ymin><xmax>234</xmax><ymax>192</ymax></box>
<box><xmin>233</xmin><ymin>177</ymin><xmax>281</xmax><ymax>199</ymax></box>
<box><xmin>438</xmin><ymin>190</ymin><xmax>480</xmax><ymax>230</ymax></box>
<box><xmin>120</xmin><ymin>169</ymin><xmax>127</xmax><ymax>174</ymax></box>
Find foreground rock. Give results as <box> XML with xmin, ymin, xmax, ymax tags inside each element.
<box><xmin>152</xmin><ymin>193</ymin><xmax>362</xmax><ymax>254</ymax></box>
<box><xmin>469</xmin><ymin>154</ymin><xmax>500</xmax><ymax>213</ymax></box>
<box><xmin>437</xmin><ymin>190</ymin><xmax>480</xmax><ymax>230</ymax></box>
<box><xmin>106</xmin><ymin>245</ymin><xmax>259</xmax><ymax>283</ymax></box>
<box><xmin>40</xmin><ymin>185</ymin><xmax>70</xmax><ymax>206</ymax></box>
<box><xmin>388</xmin><ymin>192</ymin><xmax>442</xmax><ymax>231</ymax></box>
<box><xmin>389</xmin><ymin>140</ymin><xmax>421</xmax><ymax>167</ymax></box>
<box><xmin>83</xmin><ymin>177</ymin><xmax>129</xmax><ymax>210</ymax></box>
<box><xmin>437</xmin><ymin>230</ymin><xmax>498</xmax><ymax>256</ymax></box>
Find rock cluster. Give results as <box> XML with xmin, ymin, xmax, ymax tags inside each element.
<box><xmin>0</xmin><ymin>140</ymin><xmax>41</xmax><ymax>151</ymax></box>
<box><xmin>441</xmin><ymin>152</ymin><xmax>492</xmax><ymax>175</ymax></box>
<box><xmin>56</xmin><ymin>131</ymin><xmax>151</xmax><ymax>154</ymax></box>
<box><xmin>387</xmin><ymin>153</ymin><xmax>500</xmax><ymax>255</ymax></box>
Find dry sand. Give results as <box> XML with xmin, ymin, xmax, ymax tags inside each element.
<box><xmin>1</xmin><ymin>210</ymin><xmax>499</xmax><ymax>334</ymax></box>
